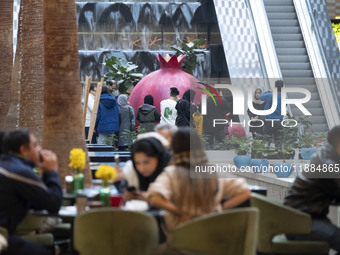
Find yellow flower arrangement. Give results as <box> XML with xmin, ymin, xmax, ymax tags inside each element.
<box><xmin>95</xmin><ymin>165</ymin><xmax>117</xmax><ymax>184</ymax></box>
<box><xmin>68</xmin><ymin>148</ymin><xmax>86</xmax><ymax>171</ymax></box>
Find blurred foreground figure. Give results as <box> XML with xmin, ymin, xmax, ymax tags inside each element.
<box><xmin>284</xmin><ymin>125</ymin><xmax>340</xmax><ymax>253</ymax></box>
<box><xmin>0</xmin><ymin>129</ymin><xmax>62</xmax><ymax>255</ymax></box>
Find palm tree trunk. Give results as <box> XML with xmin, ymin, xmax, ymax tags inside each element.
<box><xmin>18</xmin><ymin>0</ymin><xmax>44</xmax><ymax>144</ymax></box>
<box><xmin>0</xmin><ymin>0</ymin><xmax>13</xmax><ymax>128</ymax></box>
<box><xmin>43</xmin><ymin>0</ymin><xmax>91</xmax><ymax>186</ymax></box>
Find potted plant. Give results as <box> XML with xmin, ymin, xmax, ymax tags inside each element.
<box><xmin>273</xmin><ymin>120</ymin><xmax>299</xmax><ymax>178</ymax></box>
<box><xmin>250</xmin><ymin>136</ymin><xmax>275</xmax><ymax>173</ymax></box>
<box><xmin>296</xmin><ymin>116</ymin><xmax>325</xmax><ymax>160</ymax></box>
<box><xmin>224</xmin><ymin>136</ymin><xmax>251</xmax><ymax>169</ymax></box>
<box><xmin>104</xmin><ymin>56</ymin><xmax>143</xmax><ymax>94</ymax></box>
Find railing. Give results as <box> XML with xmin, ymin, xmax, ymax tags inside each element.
<box><xmin>294</xmin><ymin>0</ymin><xmax>340</xmax><ymax>128</ymax></box>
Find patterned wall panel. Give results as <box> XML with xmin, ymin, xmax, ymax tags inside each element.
<box><xmin>325</xmin><ymin>0</ymin><xmax>340</xmax><ymax>20</ymax></box>
<box><xmin>212</xmin><ymin>0</ymin><xmax>265</xmax><ymax>79</ymax></box>
<box><xmin>308</xmin><ymin>0</ymin><xmax>340</xmax><ymax>81</ymax></box>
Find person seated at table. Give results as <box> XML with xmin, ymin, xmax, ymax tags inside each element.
<box><xmin>121</xmin><ymin>135</ymin><xmax>171</xmax><ymax>202</ymax></box>
<box><xmin>284</xmin><ymin>125</ymin><xmax>340</xmax><ymax>253</ymax></box>
<box><xmin>155</xmin><ymin>123</ymin><xmax>178</xmax><ymax>146</ymax></box>
<box><xmin>148</xmin><ymin>127</ymin><xmax>251</xmax><ymax>231</ymax></box>
<box><xmin>0</xmin><ymin>129</ymin><xmax>62</xmax><ymax>255</ymax></box>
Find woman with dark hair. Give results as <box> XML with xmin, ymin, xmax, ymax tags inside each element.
<box><xmin>122</xmin><ymin>136</ymin><xmax>171</xmax><ymax>201</ymax></box>
<box><xmin>95</xmin><ymin>85</ymin><xmax>120</xmax><ymax>145</ymax></box>
<box><xmin>117</xmin><ymin>94</ymin><xmax>135</xmax><ymax>150</ymax></box>
<box><xmin>175</xmin><ymin>89</ymin><xmax>196</xmax><ymax>127</ymax></box>
<box><xmin>148</xmin><ymin>127</ymin><xmax>250</xmax><ymax>231</ymax></box>
<box><xmin>137</xmin><ymin>94</ymin><xmax>161</xmax><ymax>132</ymax></box>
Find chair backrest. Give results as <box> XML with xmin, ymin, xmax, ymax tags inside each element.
<box><xmin>74</xmin><ymin>208</ymin><xmax>159</xmax><ymax>255</ymax></box>
<box><xmin>250</xmin><ymin>193</ymin><xmax>311</xmax><ymax>252</ymax></box>
<box><xmin>170</xmin><ymin>208</ymin><xmax>259</xmax><ymax>255</ymax></box>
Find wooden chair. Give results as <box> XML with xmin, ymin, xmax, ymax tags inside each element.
<box><xmin>74</xmin><ymin>208</ymin><xmax>159</xmax><ymax>255</ymax></box>
<box><xmin>250</xmin><ymin>193</ymin><xmax>329</xmax><ymax>255</ymax></box>
<box><xmin>169</xmin><ymin>208</ymin><xmax>259</xmax><ymax>255</ymax></box>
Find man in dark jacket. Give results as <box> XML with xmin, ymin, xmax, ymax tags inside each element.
<box><xmin>284</xmin><ymin>125</ymin><xmax>340</xmax><ymax>253</ymax></box>
<box><xmin>95</xmin><ymin>86</ymin><xmax>120</xmax><ymax>145</ymax></box>
<box><xmin>0</xmin><ymin>129</ymin><xmax>62</xmax><ymax>255</ymax></box>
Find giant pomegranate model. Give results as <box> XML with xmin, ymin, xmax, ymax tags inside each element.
<box><xmin>129</xmin><ymin>54</ymin><xmax>205</xmax><ymax>120</ymax></box>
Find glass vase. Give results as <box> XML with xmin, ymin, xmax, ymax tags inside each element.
<box><xmin>73</xmin><ymin>170</ymin><xmax>84</xmax><ymax>195</ymax></box>
<box><xmin>100</xmin><ymin>182</ymin><xmax>111</xmax><ymax>207</ymax></box>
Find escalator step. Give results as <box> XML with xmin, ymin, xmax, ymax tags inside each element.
<box><xmin>291</xmin><ymin>108</ymin><xmax>324</xmax><ymax>116</ymax></box>
<box><xmin>265</xmin><ymin>6</ymin><xmax>295</xmax><ymax>13</ymax></box>
<box><xmin>267</xmin><ymin>13</ymin><xmax>297</xmax><ymax>19</ymax></box>
<box><xmin>280</xmin><ymin>63</ymin><xmax>311</xmax><ymax>70</ymax></box>
<box><xmin>271</xmin><ymin>27</ymin><xmax>301</xmax><ymax>34</ymax></box>
<box><xmin>284</xmin><ymin>78</ymin><xmax>316</xmax><ymax>85</ymax></box>
<box><xmin>282</xmin><ymin>70</ymin><xmax>314</xmax><ymax>77</ymax></box>
<box><xmin>263</xmin><ymin>0</ymin><xmax>293</xmax><ymax>6</ymax></box>
<box><xmin>273</xmin><ymin>34</ymin><xmax>303</xmax><ymax>41</ymax></box>
<box><xmin>278</xmin><ymin>55</ymin><xmax>309</xmax><ymax>63</ymax></box>
<box><xmin>270</xmin><ymin>20</ymin><xmax>299</xmax><ymax>26</ymax></box>
<box><xmin>274</xmin><ymin>41</ymin><xmax>305</xmax><ymax>48</ymax></box>
<box><xmin>276</xmin><ymin>48</ymin><xmax>307</xmax><ymax>55</ymax></box>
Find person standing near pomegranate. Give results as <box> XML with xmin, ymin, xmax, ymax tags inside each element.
<box><xmin>160</xmin><ymin>87</ymin><xmax>180</xmax><ymax>126</ymax></box>
<box><xmin>175</xmin><ymin>89</ymin><xmax>196</xmax><ymax>127</ymax></box>
<box><xmin>95</xmin><ymin>86</ymin><xmax>120</xmax><ymax>145</ymax></box>
<box><xmin>137</xmin><ymin>94</ymin><xmax>161</xmax><ymax>132</ymax></box>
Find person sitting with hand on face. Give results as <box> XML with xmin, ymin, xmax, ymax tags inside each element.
<box><xmin>0</xmin><ymin>129</ymin><xmax>62</xmax><ymax>255</ymax></box>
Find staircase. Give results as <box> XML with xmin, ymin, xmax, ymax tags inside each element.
<box><xmin>263</xmin><ymin>0</ymin><xmax>328</xmax><ymax>132</ymax></box>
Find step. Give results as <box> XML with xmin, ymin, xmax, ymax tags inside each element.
<box><xmin>278</xmin><ymin>55</ymin><xmax>309</xmax><ymax>63</ymax></box>
<box><xmin>276</xmin><ymin>48</ymin><xmax>307</xmax><ymax>55</ymax></box>
<box><xmin>286</xmin><ymin>91</ymin><xmax>319</xmax><ymax>100</ymax></box>
<box><xmin>284</xmin><ymin>84</ymin><xmax>318</xmax><ymax>92</ymax></box>
<box><xmin>282</xmin><ymin>70</ymin><xmax>314</xmax><ymax>77</ymax></box>
<box><xmin>267</xmin><ymin>13</ymin><xmax>297</xmax><ymax>20</ymax></box>
<box><xmin>273</xmin><ymin>34</ymin><xmax>303</xmax><ymax>41</ymax></box>
<box><xmin>280</xmin><ymin>63</ymin><xmax>311</xmax><ymax>70</ymax></box>
<box><xmin>270</xmin><ymin>27</ymin><xmax>301</xmax><ymax>34</ymax></box>
<box><xmin>274</xmin><ymin>41</ymin><xmax>305</xmax><ymax>48</ymax></box>
<box><xmin>303</xmin><ymin>100</ymin><xmax>322</xmax><ymax>108</ymax></box>
<box><xmin>283</xmin><ymin>77</ymin><xmax>316</xmax><ymax>86</ymax></box>
<box><xmin>306</xmin><ymin>123</ymin><xmax>328</xmax><ymax>132</ymax></box>
<box><xmin>263</xmin><ymin>0</ymin><xmax>293</xmax><ymax>6</ymax></box>
<box><xmin>291</xmin><ymin>107</ymin><xmax>324</xmax><ymax>116</ymax></box>
<box><xmin>265</xmin><ymin>6</ymin><xmax>295</xmax><ymax>13</ymax></box>
<box><xmin>270</xmin><ymin>20</ymin><xmax>299</xmax><ymax>27</ymax></box>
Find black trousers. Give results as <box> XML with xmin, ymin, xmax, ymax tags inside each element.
<box><xmin>264</xmin><ymin>120</ymin><xmax>283</xmax><ymax>149</ymax></box>
<box><xmin>2</xmin><ymin>235</ymin><xmax>49</xmax><ymax>255</ymax></box>
<box><xmin>287</xmin><ymin>217</ymin><xmax>340</xmax><ymax>254</ymax></box>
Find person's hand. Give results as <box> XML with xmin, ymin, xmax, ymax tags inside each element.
<box><xmin>38</xmin><ymin>150</ymin><xmax>58</xmax><ymax>172</ymax></box>
<box><xmin>123</xmin><ymin>189</ymin><xmax>137</xmax><ymax>202</ymax></box>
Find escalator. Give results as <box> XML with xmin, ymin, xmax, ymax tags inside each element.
<box><xmin>263</xmin><ymin>0</ymin><xmax>328</xmax><ymax>132</ymax></box>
